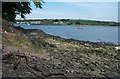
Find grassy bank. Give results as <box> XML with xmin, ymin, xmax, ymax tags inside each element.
<box><xmin>2</xmin><ymin>21</ymin><xmax>120</xmax><ymax>77</ymax></box>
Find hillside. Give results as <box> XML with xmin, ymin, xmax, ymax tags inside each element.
<box><xmin>2</xmin><ymin>20</ymin><xmax>120</xmax><ymax>78</ymax></box>
<box><xmin>16</xmin><ymin>19</ymin><xmax>120</xmax><ymax>26</ymax></box>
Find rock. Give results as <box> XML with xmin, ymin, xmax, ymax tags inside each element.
<box><xmin>2</xmin><ymin>25</ymin><xmax>120</xmax><ymax>77</ymax></box>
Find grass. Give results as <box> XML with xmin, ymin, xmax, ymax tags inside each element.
<box><xmin>2</xmin><ymin>21</ymin><xmax>117</xmax><ymax>58</ymax></box>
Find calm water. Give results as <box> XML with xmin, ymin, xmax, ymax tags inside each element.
<box><xmin>15</xmin><ymin>24</ymin><xmax>118</xmax><ymax>45</ymax></box>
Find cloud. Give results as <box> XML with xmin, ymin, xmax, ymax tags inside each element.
<box><xmin>16</xmin><ymin>9</ymin><xmax>76</xmax><ymax>19</ymax></box>
<box><xmin>16</xmin><ymin>2</ymin><xmax>118</xmax><ymax>22</ymax></box>
<box><xmin>45</xmin><ymin>0</ymin><xmax>119</xmax><ymax>2</ymax></box>
<box><xmin>65</xmin><ymin>2</ymin><xmax>118</xmax><ymax>22</ymax></box>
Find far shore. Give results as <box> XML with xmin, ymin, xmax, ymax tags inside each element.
<box><xmin>16</xmin><ymin>23</ymin><xmax>119</xmax><ymax>27</ymax></box>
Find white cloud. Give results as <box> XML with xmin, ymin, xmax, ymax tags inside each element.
<box><xmin>16</xmin><ymin>9</ymin><xmax>76</xmax><ymax>19</ymax></box>
<box><xmin>59</xmin><ymin>2</ymin><xmax>118</xmax><ymax>22</ymax></box>
<box><xmin>16</xmin><ymin>2</ymin><xmax>118</xmax><ymax>22</ymax></box>
<box><xmin>45</xmin><ymin>0</ymin><xmax>119</xmax><ymax>2</ymax></box>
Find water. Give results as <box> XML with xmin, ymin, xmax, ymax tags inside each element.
<box><xmin>15</xmin><ymin>24</ymin><xmax>118</xmax><ymax>45</ymax></box>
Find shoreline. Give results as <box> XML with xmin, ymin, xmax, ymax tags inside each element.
<box><xmin>3</xmin><ymin>24</ymin><xmax>120</xmax><ymax>77</ymax></box>
<box><xmin>15</xmin><ymin>25</ymin><xmax>118</xmax><ymax>46</ymax></box>
<box><xmin>16</xmin><ymin>23</ymin><xmax>119</xmax><ymax>27</ymax></box>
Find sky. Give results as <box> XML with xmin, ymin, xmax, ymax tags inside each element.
<box><xmin>16</xmin><ymin>0</ymin><xmax>119</xmax><ymax>22</ymax></box>
<box><xmin>45</xmin><ymin>0</ymin><xmax>119</xmax><ymax>2</ymax></box>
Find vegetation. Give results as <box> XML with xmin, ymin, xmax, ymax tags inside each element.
<box><xmin>2</xmin><ymin>22</ymin><xmax>120</xmax><ymax>77</ymax></box>
<box><xmin>2</xmin><ymin>1</ymin><xmax>44</xmax><ymax>22</ymax></box>
<box><xmin>3</xmin><ymin>2</ymin><xmax>119</xmax><ymax>26</ymax></box>
<box><xmin>2</xmin><ymin>2</ymin><xmax>120</xmax><ymax>77</ymax></box>
<box><xmin>16</xmin><ymin>19</ymin><xmax>120</xmax><ymax>26</ymax></box>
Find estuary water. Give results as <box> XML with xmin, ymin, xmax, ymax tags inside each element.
<box><xmin>15</xmin><ymin>24</ymin><xmax>118</xmax><ymax>45</ymax></box>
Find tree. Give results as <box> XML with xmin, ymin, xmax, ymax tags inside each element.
<box><xmin>54</xmin><ymin>19</ymin><xmax>59</xmax><ymax>22</ymax></box>
<box><xmin>2</xmin><ymin>0</ymin><xmax>44</xmax><ymax>22</ymax></box>
<box><xmin>75</xmin><ymin>22</ymin><xmax>80</xmax><ymax>25</ymax></box>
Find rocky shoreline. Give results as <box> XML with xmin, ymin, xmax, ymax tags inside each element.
<box><xmin>2</xmin><ymin>23</ymin><xmax>120</xmax><ymax>78</ymax></box>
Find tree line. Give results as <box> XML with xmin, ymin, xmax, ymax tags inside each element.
<box><xmin>16</xmin><ymin>19</ymin><xmax>120</xmax><ymax>26</ymax></box>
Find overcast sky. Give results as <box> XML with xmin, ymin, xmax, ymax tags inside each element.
<box><xmin>16</xmin><ymin>0</ymin><xmax>119</xmax><ymax>22</ymax></box>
